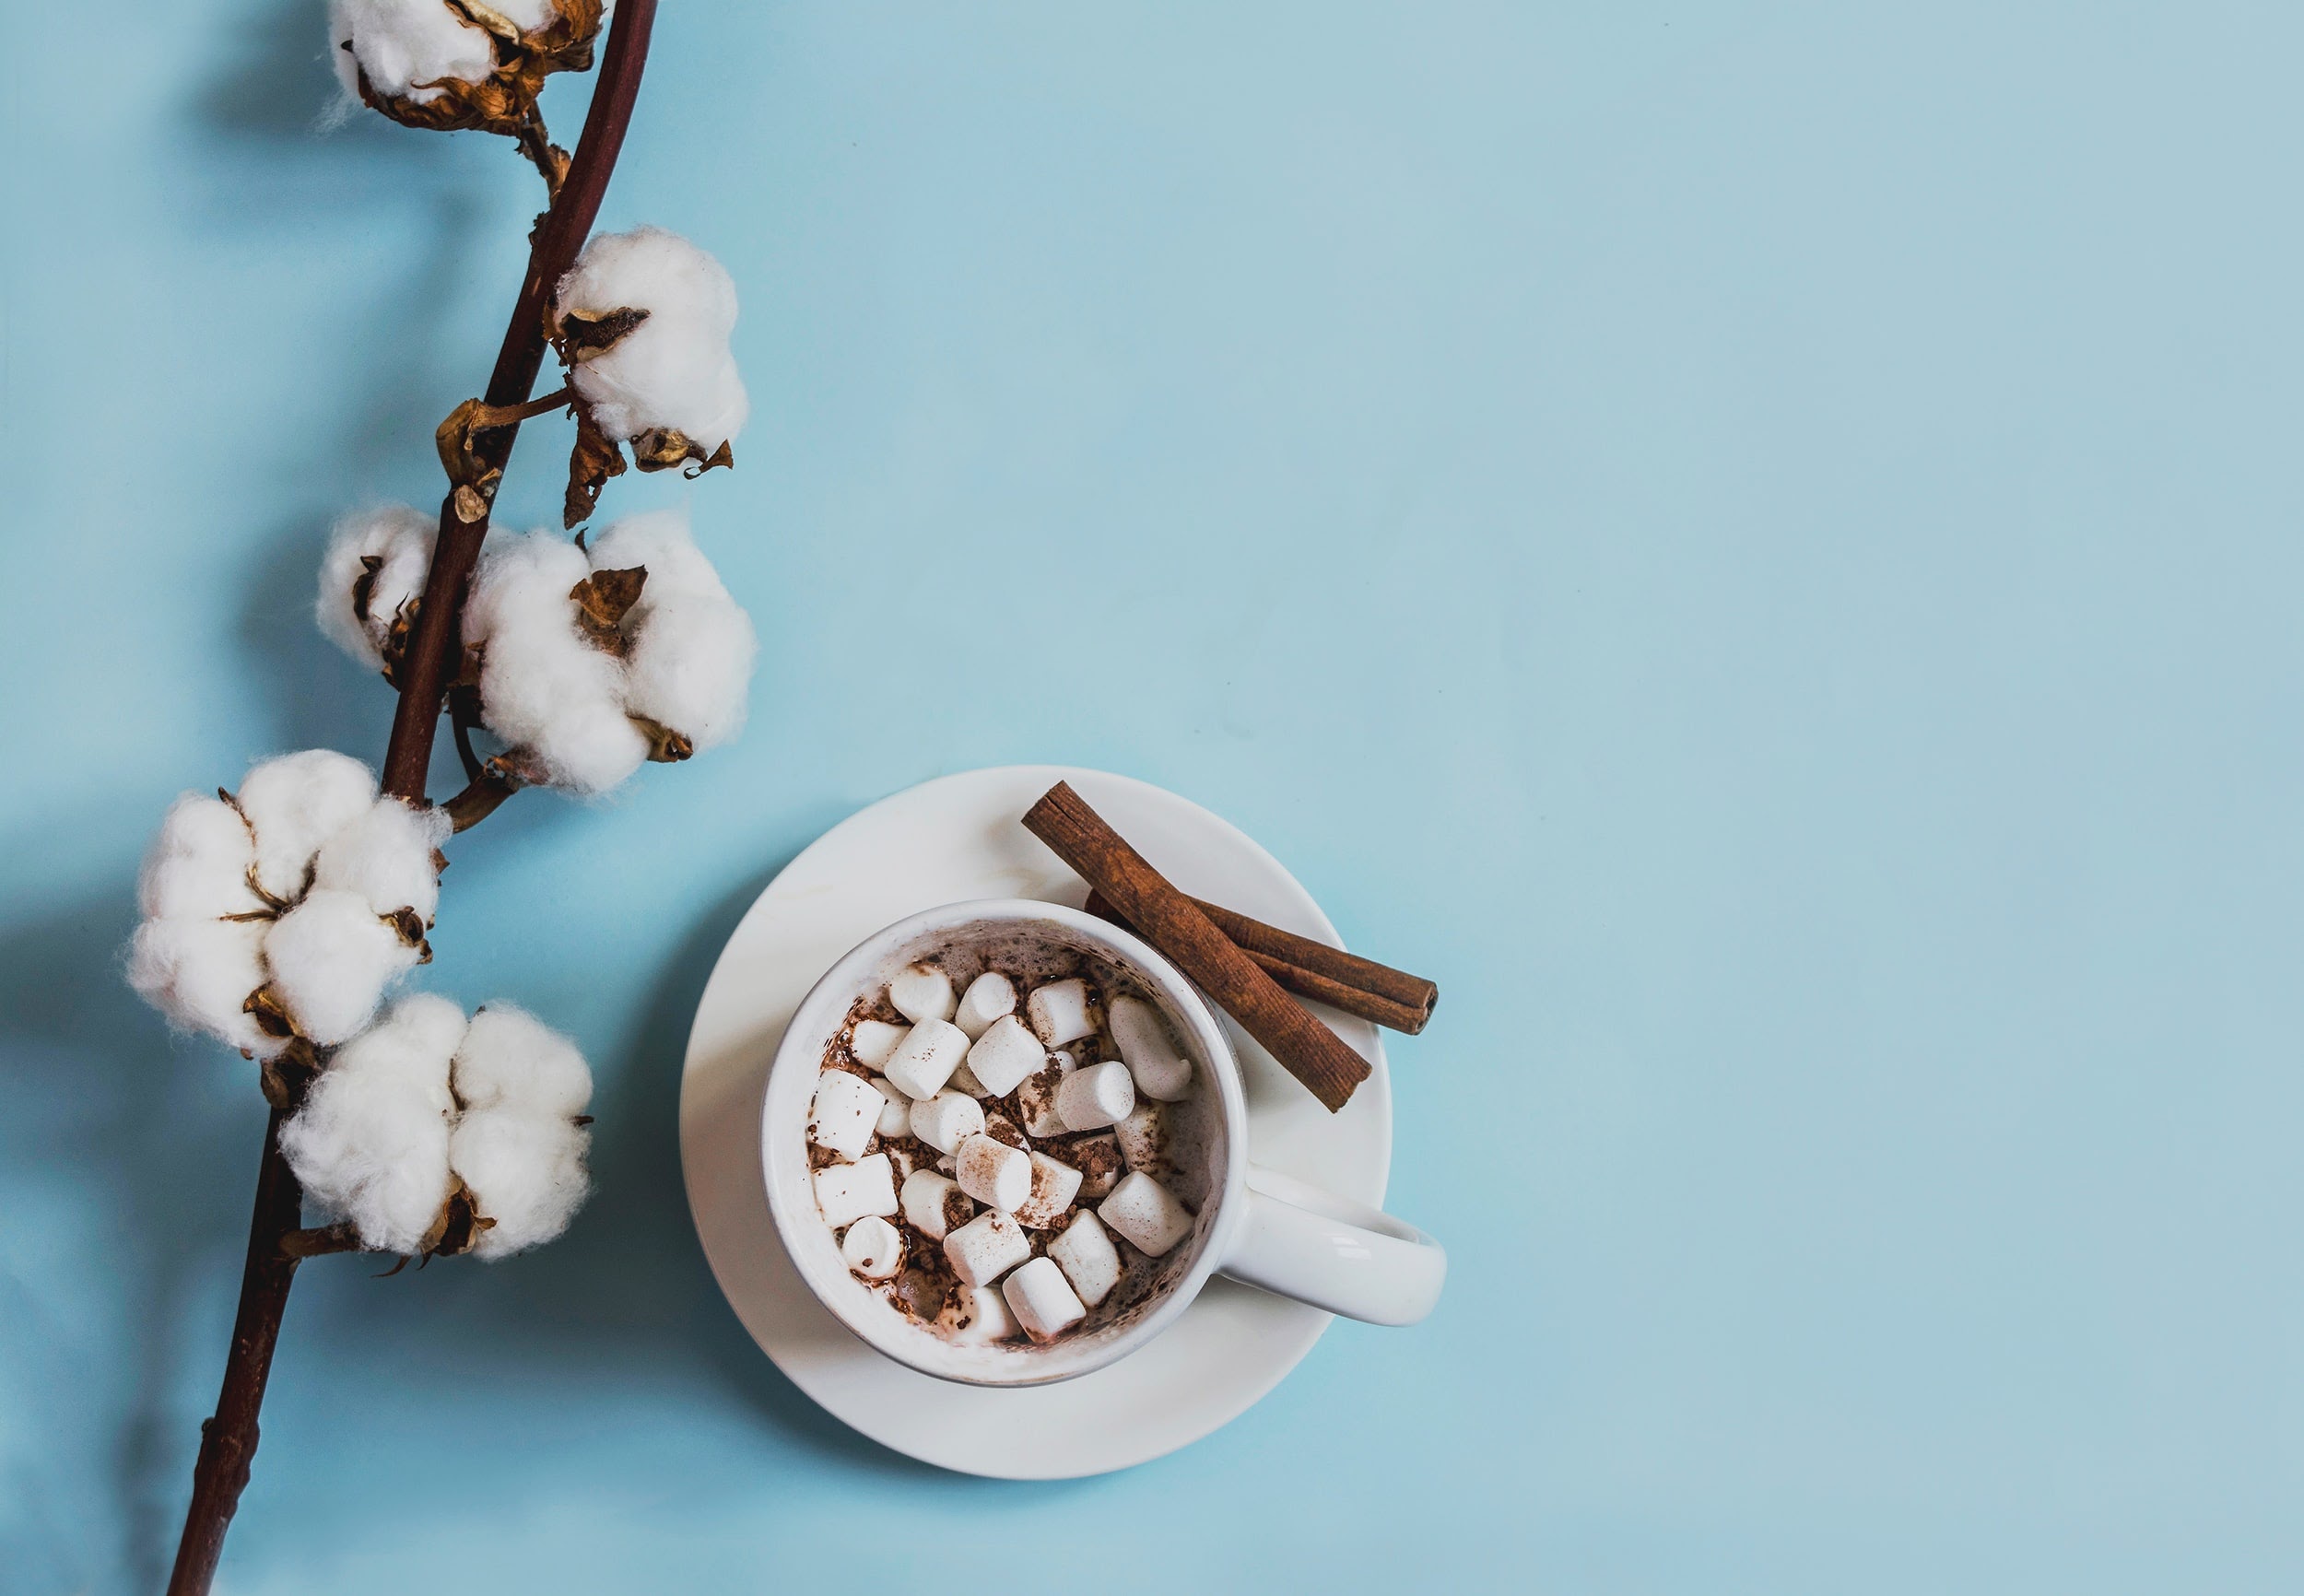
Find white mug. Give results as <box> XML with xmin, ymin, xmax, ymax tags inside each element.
<box><xmin>761</xmin><ymin>898</ymin><xmax>1447</xmax><ymax>1386</ymax></box>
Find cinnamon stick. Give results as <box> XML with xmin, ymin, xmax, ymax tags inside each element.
<box><xmin>1083</xmin><ymin>890</ymin><xmax>1436</xmax><ymax>1035</ymax></box>
<box><xmin>1022</xmin><ymin>782</ymin><xmax>1372</xmax><ymax>1112</ymax></box>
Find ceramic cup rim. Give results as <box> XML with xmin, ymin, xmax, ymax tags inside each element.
<box><xmin>759</xmin><ymin>898</ymin><xmax>1252</xmax><ymax>1387</ymax></box>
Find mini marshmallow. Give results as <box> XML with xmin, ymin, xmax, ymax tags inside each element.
<box><xmin>889</xmin><ymin>962</ymin><xmax>957</xmax><ymax>1025</ymax></box>
<box><xmin>1016</xmin><ymin>1054</ymin><xmax>1076</xmax><ymax>1138</ymax></box>
<box><xmin>814</xmin><ymin>1153</ymin><xmax>898</xmax><ymax>1229</ymax></box>
<box><xmin>1099</xmin><ymin>1171</ymin><xmax>1195</xmax><ymax>1258</ymax></box>
<box><xmin>982</xmin><ymin>1110</ymin><xmax>1029</xmax><ymax>1150</ymax></box>
<box><xmin>850</xmin><ymin>1018</ymin><xmax>907</xmax><ymax>1069</ymax></box>
<box><xmin>882</xmin><ymin>1017</ymin><xmax>970</xmax><ymax>1100</ymax></box>
<box><xmin>1013</xmin><ymin>1151</ymin><xmax>1084</xmax><ymax>1229</ymax></box>
<box><xmin>954</xmin><ymin>1133</ymin><xmax>1032</xmax><ymax>1213</ymax></box>
<box><xmin>1114</xmin><ymin>1100</ymin><xmax>1169</xmax><ymax>1174</ymax></box>
<box><xmin>1056</xmin><ymin>1060</ymin><xmax>1136</xmax><ymax>1132</ymax></box>
<box><xmin>885</xmin><ymin>1144</ymin><xmax>923</xmax><ymax>1183</ymax></box>
<box><xmin>808</xmin><ymin>1069</ymin><xmax>882</xmax><ymax>1162</ymax></box>
<box><xmin>840</xmin><ymin>1215</ymin><xmax>904</xmax><ymax>1279</ymax></box>
<box><xmin>870</xmin><ymin>1076</ymin><xmax>911</xmax><ymax>1136</ymax></box>
<box><xmin>1002</xmin><ymin>1255</ymin><xmax>1088</xmax><ymax>1342</ymax></box>
<box><xmin>1026</xmin><ymin>977</ymin><xmax>1096</xmax><ymax>1047</ymax></box>
<box><xmin>1108</xmin><ymin>994</ymin><xmax>1193</xmax><ymax>1101</ymax></box>
<box><xmin>952</xmin><ymin>970</ymin><xmax>1017</xmax><ymax>1039</ymax></box>
<box><xmin>964</xmin><ymin>1014</ymin><xmax>1044</xmax><ymax>1098</ymax></box>
<box><xmin>900</xmin><ymin>1168</ymin><xmax>972</xmax><ymax>1240</ymax></box>
<box><xmin>943</xmin><ymin>1209</ymin><xmax>1029</xmax><ymax>1286</ymax></box>
<box><xmin>941</xmin><ymin>1283</ymin><xmax>1018</xmax><ymax>1344</ymax></box>
<box><xmin>1049</xmin><ymin>1210</ymin><xmax>1123</xmax><ymax>1308</ymax></box>
<box><xmin>908</xmin><ymin>1089</ymin><xmax>984</xmax><ymax>1156</ymax></box>
<box><xmin>1068</xmin><ymin>1132</ymin><xmax>1123</xmax><ymax>1201</ymax></box>
<box><xmin>951</xmin><ymin>1059</ymin><xmax>987</xmax><ymax>1097</ymax></box>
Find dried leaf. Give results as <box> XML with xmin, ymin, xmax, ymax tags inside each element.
<box><xmin>557</xmin><ymin>305</ymin><xmax>651</xmax><ymax>361</ymax></box>
<box><xmin>632</xmin><ymin>715</ymin><xmax>694</xmax><ymax>764</ymax></box>
<box><xmin>242</xmin><ymin>984</ymin><xmax>296</xmax><ymax>1040</ymax></box>
<box><xmin>568</xmin><ymin>565</ymin><xmax>648</xmax><ymax>651</ymax></box>
<box><xmin>421</xmin><ymin>1180</ymin><xmax>500</xmax><ymax>1259</ymax></box>
<box><xmin>630</xmin><ymin>428</ymin><xmax>735</xmax><ymax>477</ymax></box>
<box><xmin>563</xmin><ymin>405</ymin><xmax>628</xmax><ymax>528</ymax></box>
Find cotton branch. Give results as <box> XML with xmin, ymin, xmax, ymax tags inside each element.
<box><xmin>165</xmin><ymin>9</ymin><xmax>660</xmax><ymax>1595</ymax></box>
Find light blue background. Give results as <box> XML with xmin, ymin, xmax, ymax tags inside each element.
<box><xmin>4</xmin><ymin>2</ymin><xmax>2298</xmax><ymax>1590</ymax></box>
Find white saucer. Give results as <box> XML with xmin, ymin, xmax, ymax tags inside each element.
<box><xmin>677</xmin><ymin>766</ymin><xmax>1393</xmax><ymax>1478</ymax></box>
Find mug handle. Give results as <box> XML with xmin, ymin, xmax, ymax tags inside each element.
<box><xmin>1216</xmin><ymin>1164</ymin><xmax>1446</xmax><ymax>1326</ymax></box>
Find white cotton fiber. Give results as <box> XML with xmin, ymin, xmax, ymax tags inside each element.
<box><xmin>279</xmin><ymin>993</ymin><xmax>464</xmax><ymax>1254</ymax></box>
<box><xmin>138</xmin><ymin>793</ymin><xmax>261</xmax><ymax>922</ymax></box>
<box><xmin>312</xmin><ymin>797</ymin><xmax>451</xmax><ymax>921</ymax></box>
<box><xmin>329</xmin><ymin>0</ymin><xmax>497</xmax><ymax>103</ymax></box>
<box><xmin>584</xmin><ymin>510</ymin><xmax>755</xmax><ymax>751</ymax></box>
<box><xmin>262</xmin><ymin>888</ymin><xmax>419</xmax><ymax>1047</ymax></box>
<box><xmin>452</xmin><ymin>1004</ymin><xmax>594</xmax><ymax>1120</ymax></box>
<box><xmin>128</xmin><ymin>916</ymin><xmax>280</xmax><ymax>1058</ymax></box>
<box><xmin>316</xmin><ymin>504</ymin><xmax>435</xmax><ymax>672</ymax></box>
<box><xmin>464</xmin><ymin>529</ymin><xmax>650</xmax><ymax>792</ymax></box>
<box><xmin>235</xmin><ymin>749</ymin><xmax>379</xmax><ymax>901</ymax></box>
<box><xmin>556</xmin><ymin>228</ymin><xmax>748</xmax><ymax>450</ymax></box>
<box><xmin>449</xmin><ymin>1003</ymin><xmax>594</xmax><ymax>1260</ymax></box>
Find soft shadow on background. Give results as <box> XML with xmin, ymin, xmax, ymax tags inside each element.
<box><xmin>8</xmin><ymin>2</ymin><xmax>2304</xmax><ymax>1593</ymax></box>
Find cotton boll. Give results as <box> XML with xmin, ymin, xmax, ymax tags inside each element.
<box><xmin>279</xmin><ymin>994</ymin><xmax>464</xmax><ymax>1254</ymax></box>
<box><xmin>329</xmin><ymin>0</ymin><xmax>498</xmax><ymax>103</ymax></box>
<box><xmin>448</xmin><ymin>1110</ymin><xmax>592</xmax><ymax>1259</ymax></box>
<box><xmin>312</xmin><ymin>797</ymin><xmax>452</xmax><ymax>921</ymax></box>
<box><xmin>556</xmin><ymin>228</ymin><xmax>748</xmax><ymax>449</ymax></box>
<box><xmin>452</xmin><ymin>1003</ymin><xmax>594</xmax><ymax>1120</ymax></box>
<box><xmin>262</xmin><ymin>889</ymin><xmax>419</xmax><ymax>1047</ymax></box>
<box><xmin>138</xmin><ymin>793</ymin><xmax>262</xmax><ymax>921</ymax></box>
<box><xmin>464</xmin><ymin>530</ymin><xmax>650</xmax><ymax>792</ymax></box>
<box><xmin>316</xmin><ymin>504</ymin><xmax>434</xmax><ymax>671</ymax></box>
<box><xmin>585</xmin><ymin>510</ymin><xmax>756</xmax><ymax>751</ymax></box>
<box><xmin>127</xmin><ymin>916</ymin><xmax>281</xmax><ymax>1057</ymax></box>
<box><xmin>235</xmin><ymin>749</ymin><xmax>379</xmax><ymax>901</ymax></box>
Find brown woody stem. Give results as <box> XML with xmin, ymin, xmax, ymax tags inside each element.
<box><xmin>278</xmin><ymin>1223</ymin><xmax>367</xmax><ymax>1261</ymax></box>
<box><xmin>168</xmin><ymin>9</ymin><xmax>660</xmax><ymax>1594</ymax></box>
<box><xmin>444</xmin><ymin>772</ymin><xmax>521</xmax><ymax>833</ymax></box>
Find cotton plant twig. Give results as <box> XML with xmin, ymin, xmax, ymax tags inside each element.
<box><xmin>165</xmin><ymin>8</ymin><xmax>661</xmax><ymax>1594</ymax></box>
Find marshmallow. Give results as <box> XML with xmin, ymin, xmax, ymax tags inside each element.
<box><xmin>955</xmin><ymin>1132</ymin><xmax>1032</xmax><ymax>1213</ymax></box>
<box><xmin>900</xmin><ymin>1168</ymin><xmax>972</xmax><ymax>1240</ymax></box>
<box><xmin>1026</xmin><ymin>977</ymin><xmax>1096</xmax><ymax>1047</ymax></box>
<box><xmin>889</xmin><ymin>961</ymin><xmax>957</xmax><ymax>1025</ymax></box>
<box><xmin>808</xmin><ymin>1069</ymin><xmax>882</xmax><ymax>1161</ymax></box>
<box><xmin>815</xmin><ymin>1153</ymin><xmax>898</xmax><ymax>1229</ymax></box>
<box><xmin>1114</xmin><ymin>1100</ymin><xmax>1169</xmax><ymax>1174</ymax></box>
<box><xmin>953</xmin><ymin>970</ymin><xmax>1017</xmax><ymax>1039</ymax></box>
<box><xmin>1098</xmin><ymin>1170</ymin><xmax>1194</xmax><ymax>1258</ymax></box>
<box><xmin>1108</xmin><ymin>994</ymin><xmax>1193</xmax><ymax>1101</ymax></box>
<box><xmin>1056</xmin><ymin>1060</ymin><xmax>1136</xmax><ymax>1132</ymax></box>
<box><xmin>882</xmin><ymin>1017</ymin><xmax>970</xmax><ymax>1100</ymax></box>
<box><xmin>1002</xmin><ymin>1255</ymin><xmax>1088</xmax><ymax>1342</ymax></box>
<box><xmin>870</xmin><ymin>1076</ymin><xmax>911</xmax><ymax>1136</ymax></box>
<box><xmin>850</xmin><ymin>1017</ymin><xmax>907</xmax><ymax>1069</ymax></box>
<box><xmin>1067</xmin><ymin>1132</ymin><xmax>1123</xmax><ymax>1201</ymax></box>
<box><xmin>941</xmin><ymin>1282</ymin><xmax>1018</xmax><ymax>1344</ymax></box>
<box><xmin>1013</xmin><ymin>1151</ymin><xmax>1085</xmax><ymax>1229</ymax></box>
<box><xmin>1016</xmin><ymin>1054</ymin><xmax>1076</xmax><ymax>1139</ymax></box>
<box><xmin>909</xmin><ymin>1089</ymin><xmax>985</xmax><ymax>1156</ymax></box>
<box><xmin>841</xmin><ymin>1215</ymin><xmax>904</xmax><ymax>1279</ymax></box>
<box><xmin>1049</xmin><ymin>1210</ymin><xmax>1123</xmax><ymax>1308</ymax></box>
<box><xmin>965</xmin><ymin>1014</ymin><xmax>1044</xmax><ymax>1098</ymax></box>
<box><xmin>943</xmin><ymin>1209</ymin><xmax>1029</xmax><ymax>1286</ymax></box>
<box><xmin>982</xmin><ymin>1109</ymin><xmax>1030</xmax><ymax>1149</ymax></box>
<box><xmin>951</xmin><ymin>1058</ymin><xmax>987</xmax><ymax>1096</ymax></box>
<box><xmin>885</xmin><ymin>1144</ymin><xmax>923</xmax><ymax>1183</ymax></box>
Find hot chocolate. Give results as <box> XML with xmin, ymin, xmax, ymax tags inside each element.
<box><xmin>804</xmin><ymin>936</ymin><xmax>1214</xmax><ymax>1347</ymax></box>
